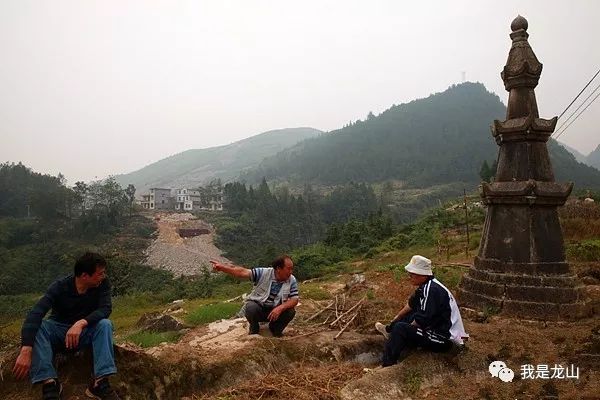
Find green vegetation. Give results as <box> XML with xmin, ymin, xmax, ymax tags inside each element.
<box><xmin>212</xmin><ymin>180</ymin><xmax>379</xmax><ymax>267</ymax></box>
<box><xmin>243</xmin><ymin>83</ymin><xmax>600</xmax><ymax>190</ymax></box>
<box><xmin>0</xmin><ymin>163</ymin><xmax>161</xmax><ymax>296</ymax></box>
<box><xmin>566</xmin><ymin>239</ymin><xmax>600</xmax><ymax>261</ymax></box>
<box><xmin>0</xmin><ymin>293</ymin><xmax>40</xmax><ymax>325</ymax></box>
<box><xmin>402</xmin><ymin>368</ymin><xmax>423</xmax><ymax>395</ymax></box>
<box><xmin>125</xmin><ymin>331</ymin><xmax>182</xmax><ymax>348</ymax></box>
<box><xmin>185</xmin><ymin>303</ymin><xmax>241</xmax><ymax>326</ymax></box>
<box><xmin>301</xmin><ymin>283</ymin><xmax>333</xmax><ymax>300</ymax></box>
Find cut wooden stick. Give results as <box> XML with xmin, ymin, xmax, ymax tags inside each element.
<box><xmin>304</xmin><ymin>300</ymin><xmax>335</xmax><ymax>322</ymax></box>
<box><xmin>334</xmin><ymin>312</ymin><xmax>358</xmax><ymax>340</ymax></box>
<box><xmin>335</xmin><ymin>294</ymin><xmax>339</xmax><ymax>319</ymax></box>
<box><xmin>329</xmin><ymin>297</ymin><xmax>365</xmax><ymax>328</ymax></box>
<box><xmin>282</xmin><ymin>328</ymin><xmax>327</xmax><ymax>341</ymax></box>
<box><xmin>438</xmin><ymin>263</ymin><xmax>472</xmax><ymax>268</ymax></box>
<box><xmin>225</xmin><ymin>294</ymin><xmax>243</xmax><ymax>303</ymax></box>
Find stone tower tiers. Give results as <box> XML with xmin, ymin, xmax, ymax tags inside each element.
<box><xmin>457</xmin><ymin>16</ymin><xmax>590</xmax><ymax>320</ymax></box>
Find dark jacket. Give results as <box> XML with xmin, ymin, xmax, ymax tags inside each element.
<box><xmin>21</xmin><ymin>275</ymin><xmax>112</xmax><ymax>346</ymax></box>
<box><xmin>408</xmin><ymin>277</ymin><xmax>452</xmax><ymax>340</ymax></box>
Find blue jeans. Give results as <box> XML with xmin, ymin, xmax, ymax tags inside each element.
<box><xmin>30</xmin><ymin>319</ymin><xmax>117</xmax><ymax>384</ymax></box>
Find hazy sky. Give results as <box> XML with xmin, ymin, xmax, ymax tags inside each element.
<box><xmin>1</xmin><ymin>1</ymin><xmax>599</xmax><ymax>184</ymax></box>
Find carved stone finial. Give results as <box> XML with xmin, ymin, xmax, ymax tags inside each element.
<box><xmin>511</xmin><ymin>15</ymin><xmax>528</xmax><ymax>32</ymax></box>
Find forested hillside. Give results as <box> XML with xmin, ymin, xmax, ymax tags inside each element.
<box><xmin>0</xmin><ymin>163</ymin><xmax>174</xmax><ymax>297</ymax></box>
<box><xmin>207</xmin><ymin>180</ymin><xmax>382</xmax><ymax>267</ymax></box>
<box><xmin>244</xmin><ymin>83</ymin><xmax>600</xmax><ymax>189</ymax></box>
<box><xmin>115</xmin><ymin>127</ymin><xmax>322</xmax><ymax>193</ymax></box>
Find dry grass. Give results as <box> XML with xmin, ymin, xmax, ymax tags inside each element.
<box><xmin>560</xmin><ymin>201</ymin><xmax>600</xmax><ymax>240</ymax></box>
<box><xmin>561</xmin><ymin>218</ymin><xmax>600</xmax><ymax>241</ymax></box>
<box><xmin>192</xmin><ymin>361</ymin><xmax>364</xmax><ymax>400</ymax></box>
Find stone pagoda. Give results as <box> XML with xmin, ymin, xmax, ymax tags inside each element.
<box><xmin>458</xmin><ymin>16</ymin><xmax>590</xmax><ymax>320</ymax></box>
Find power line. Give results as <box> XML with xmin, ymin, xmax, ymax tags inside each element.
<box><xmin>553</xmin><ymin>81</ymin><xmax>600</xmax><ymax>136</ymax></box>
<box><xmin>554</xmin><ymin>89</ymin><xmax>600</xmax><ymax>140</ymax></box>
<box><xmin>557</xmin><ymin>67</ymin><xmax>600</xmax><ymax>121</ymax></box>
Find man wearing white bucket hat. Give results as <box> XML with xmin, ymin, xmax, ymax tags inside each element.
<box><xmin>375</xmin><ymin>255</ymin><xmax>468</xmax><ymax>367</ymax></box>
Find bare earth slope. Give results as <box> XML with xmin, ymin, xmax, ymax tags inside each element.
<box><xmin>143</xmin><ymin>213</ymin><xmax>231</xmax><ymax>276</ymax></box>
<box><xmin>1</xmin><ymin>264</ymin><xmax>598</xmax><ymax>399</ymax></box>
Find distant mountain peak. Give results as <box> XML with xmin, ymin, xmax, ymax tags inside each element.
<box><xmin>244</xmin><ymin>83</ymin><xmax>600</xmax><ymax>189</ymax></box>
<box><xmin>115</xmin><ymin>127</ymin><xmax>322</xmax><ymax>194</ymax></box>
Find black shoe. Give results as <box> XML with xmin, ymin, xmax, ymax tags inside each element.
<box><xmin>42</xmin><ymin>379</ymin><xmax>62</xmax><ymax>400</ymax></box>
<box><xmin>85</xmin><ymin>377</ymin><xmax>120</xmax><ymax>400</ymax></box>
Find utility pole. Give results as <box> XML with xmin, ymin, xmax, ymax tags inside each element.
<box><xmin>464</xmin><ymin>188</ymin><xmax>470</xmax><ymax>257</ymax></box>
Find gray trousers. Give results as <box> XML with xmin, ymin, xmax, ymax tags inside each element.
<box><xmin>244</xmin><ymin>301</ymin><xmax>296</xmax><ymax>336</ymax></box>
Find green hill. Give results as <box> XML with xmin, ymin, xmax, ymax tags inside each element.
<box><xmin>115</xmin><ymin>127</ymin><xmax>322</xmax><ymax>193</ymax></box>
<box><xmin>244</xmin><ymin>83</ymin><xmax>600</xmax><ymax>189</ymax></box>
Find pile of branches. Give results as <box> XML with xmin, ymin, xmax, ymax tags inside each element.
<box><xmin>193</xmin><ymin>362</ymin><xmax>363</xmax><ymax>400</ymax></box>
<box><xmin>303</xmin><ymin>295</ymin><xmax>367</xmax><ymax>340</ymax></box>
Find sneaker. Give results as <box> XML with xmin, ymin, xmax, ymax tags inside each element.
<box><xmin>375</xmin><ymin>322</ymin><xmax>389</xmax><ymax>339</ymax></box>
<box><xmin>85</xmin><ymin>377</ymin><xmax>121</xmax><ymax>400</ymax></box>
<box><xmin>42</xmin><ymin>380</ymin><xmax>62</xmax><ymax>400</ymax></box>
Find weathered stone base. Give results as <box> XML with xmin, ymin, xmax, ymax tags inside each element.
<box><xmin>457</xmin><ymin>256</ymin><xmax>592</xmax><ymax>320</ymax></box>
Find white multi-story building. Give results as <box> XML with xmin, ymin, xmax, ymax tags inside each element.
<box><xmin>175</xmin><ymin>188</ymin><xmax>202</xmax><ymax>211</ymax></box>
<box><xmin>139</xmin><ymin>183</ymin><xmax>224</xmax><ymax>212</ymax></box>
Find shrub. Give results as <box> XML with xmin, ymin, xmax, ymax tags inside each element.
<box><xmin>566</xmin><ymin>240</ymin><xmax>600</xmax><ymax>261</ymax></box>
<box><xmin>291</xmin><ymin>243</ymin><xmax>351</xmax><ymax>280</ymax></box>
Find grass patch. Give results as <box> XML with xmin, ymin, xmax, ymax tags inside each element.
<box><xmin>301</xmin><ymin>283</ymin><xmax>332</xmax><ymax>300</ymax></box>
<box><xmin>566</xmin><ymin>239</ymin><xmax>600</xmax><ymax>261</ymax></box>
<box><xmin>403</xmin><ymin>368</ymin><xmax>423</xmax><ymax>395</ymax></box>
<box><xmin>209</xmin><ymin>277</ymin><xmax>253</xmax><ymax>300</ymax></box>
<box><xmin>0</xmin><ymin>293</ymin><xmax>40</xmax><ymax>325</ymax></box>
<box><xmin>432</xmin><ymin>266</ymin><xmax>465</xmax><ymax>291</ymax></box>
<box><xmin>185</xmin><ymin>302</ymin><xmax>241</xmax><ymax>326</ymax></box>
<box><xmin>111</xmin><ymin>292</ymin><xmax>169</xmax><ymax>333</ymax></box>
<box><xmin>125</xmin><ymin>331</ymin><xmax>182</xmax><ymax>348</ymax></box>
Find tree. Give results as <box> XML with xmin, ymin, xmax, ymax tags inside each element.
<box><xmin>125</xmin><ymin>184</ymin><xmax>136</xmax><ymax>216</ymax></box>
<box><xmin>73</xmin><ymin>181</ymin><xmax>89</xmax><ymax>216</ymax></box>
<box><xmin>479</xmin><ymin>160</ymin><xmax>492</xmax><ymax>183</ymax></box>
<box><xmin>490</xmin><ymin>159</ymin><xmax>498</xmax><ymax>182</ymax></box>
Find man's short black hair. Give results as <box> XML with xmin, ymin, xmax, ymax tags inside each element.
<box><xmin>270</xmin><ymin>255</ymin><xmax>292</xmax><ymax>270</ymax></box>
<box><xmin>74</xmin><ymin>252</ymin><xmax>107</xmax><ymax>277</ymax></box>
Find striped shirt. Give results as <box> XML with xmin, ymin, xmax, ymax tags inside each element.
<box><xmin>251</xmin><ymin>268</ymin><xmax>299</xmax><ymax>307</ymax></box>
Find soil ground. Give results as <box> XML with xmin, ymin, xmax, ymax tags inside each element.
<box><xmin>1</xmin><ymin>209</ymin><xmax>598</xmax><ymax>399</ymax></box>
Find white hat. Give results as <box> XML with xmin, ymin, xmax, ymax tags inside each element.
<box><xmin>404</xmin><ymin>255</ymin><xmax>433</xmax><ymax>276</ymax></box>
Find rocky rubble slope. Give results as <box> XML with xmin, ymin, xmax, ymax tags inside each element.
<box><xmin>143</xmin><ymin>213</ymin><xmax>231</xmax><ymax>276</ymax></box>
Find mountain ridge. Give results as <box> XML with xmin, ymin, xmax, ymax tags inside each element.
<box><xmin>243</xmin><ymin>82</ymin><xmax>600</xmax><ymax>189</ymax></box>
<box><xmin>115</xmin><ymin>127</ymin><xmax>323</xmax><ymax>193</ymax></box>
